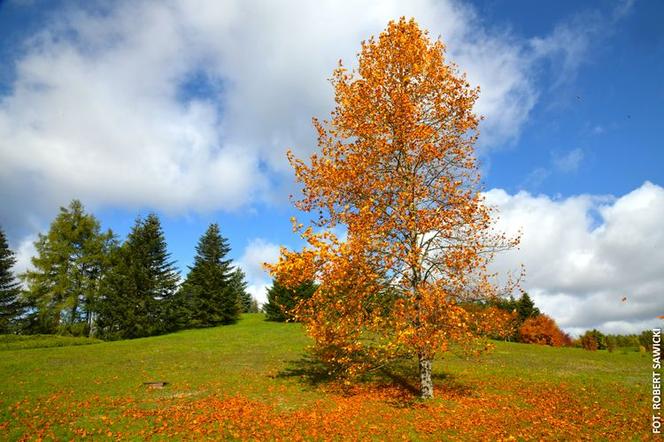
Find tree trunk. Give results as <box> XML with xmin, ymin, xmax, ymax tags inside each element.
<box><xmin>418</xmin><ymin>352</ymin><xmax>434</xmax><ymax>399</ymax></box>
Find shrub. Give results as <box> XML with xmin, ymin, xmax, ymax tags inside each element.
<box><xmin>580</xmin><ymin>333</ymin><xmax>598</xmax><ymax>351</ymax></box>
<box><xmin>518</xmin><ymin>315</ymin><xmax>571</xmax><ymax>347</ymax></box>
<box><xmin>580</xmin><ymin>329</ymin><xmax>606</xmax><ymax>351</ymax></box>
<box><xmin>638</xmin><ymin>330</ymin><xmax>653</xmax><ymax>352</ymax></box>
<box><xmin>464</xmin><ymin>304</ymin><xmax>519</xmax><ymax>340</ymax></box>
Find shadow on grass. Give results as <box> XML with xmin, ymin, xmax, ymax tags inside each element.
<box><xmin>275</xmin><ymin>355</ymin><xmax>475</xmax><ymax>407</ymax></box>
<box><xmin>373</xmin><ymin>361</ymin><xmax>475</xmax><ymax>402</ymax></box>
<box><xmin>274</xmin><ymin>356</ymin><xmax>336</xmax><ymax>387</ymax></box>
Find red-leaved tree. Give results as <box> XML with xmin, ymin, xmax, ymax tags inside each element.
<box><xmin>519</xmin><ymin>315</ymin><xmax>571</xmax><ymax>347</ymax></box>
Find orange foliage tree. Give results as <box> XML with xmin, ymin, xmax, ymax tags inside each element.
<box><xmin>268</xmin><ymin>18</ymin><xmax>518</xmax><ymax>399</ymax></box>
<box><xmin>518</xmin><ymin>315</ymin><xmax>571</xmax><ymax>347</ymax></box>
<box><xmin>580</xmin><ymin>333</ymin><xmax>599</xmax><ymax>351</ymax></box>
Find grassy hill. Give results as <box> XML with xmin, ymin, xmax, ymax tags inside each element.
<box><xmin>0</xmin><ymin>314</ymin><xmax>654</xmax><ymax>440</ymax></box>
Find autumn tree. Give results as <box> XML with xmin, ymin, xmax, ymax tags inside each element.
<box><xmin>463</xmin><ymin>303</ymin><xmax>519</xmax><ymax>341</ymax></box>
<box><xmin>0</xmin><ymin>227</ymin><xmax>23</xmax><ymax>333</ymax></box>
<box><xmin>579</xmin><ymin>329</ymin><xmax>607</xmax><ymax>351</ymax></box>
<box><xmin>488</xmin><ymin>292</ymin><xmax>540</xmax><ymax>341</ymax></box>
<box><xmin>263</xmin><ymin>280</ymin><xmax>317</xmax><ymax>322</ymax></box>
<box><xmin>518</xmin><ymin>315</ymin><xmax>571</xmax><ymax>347</ymax></box>
<box><xmin>268</xmin><ymin>18</ymin><xmax>518</xmax><ymax>398</ymax></box>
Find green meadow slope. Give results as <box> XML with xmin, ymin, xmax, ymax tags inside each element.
<box><xmin>0</xmin><ymin>314</ymin><xmax>654</xmax><ymax>440</ymax></box>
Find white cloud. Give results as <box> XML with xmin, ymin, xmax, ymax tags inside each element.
<box><xmin>530</xmin><ymin>0</ymin><xmax>634</xmax><ymax>89</ymax></box>
<box><xmin>0</xmin><ymin>1</ymin><xmax>647</xmax><ymax>332</ymax></box>
<box><xmin>0</xmin><ymin>0</ymin><xmax>559</xmax><ymax>238</ymax></box>
<box><xmin>521</xmin><ymin>167</ymin><xmax>551</xmax><ymax>190</ymax></box>
<box><xmin>486</xmin><ymin>181</ymin><xmax>664</xmax><ymax>335</ymax></box>
<box><xmin>552</xmin><ymin>148</ymin><xmax>584</xmax><ymax>173</ymax></box>
<box><xmin>520</xmin><ymin>148</ymin><xmax>584</xmax><ymax>190</ymax></box>
<box><xmin>12</xmin><ymin>234</ymin><xmax>37</xmax><ymax>278</ymax></box>
<box><xmin>237</xmin><ymin>238</ymin><xmax>280</xmax><ymax>305</ymax></box>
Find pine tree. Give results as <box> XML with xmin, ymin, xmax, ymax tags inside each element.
<box><xmin>97</xmin><ymin>213</ymin><xmax>179</xmax><ymax>339</ymax></box>
<box><xmin>165</xmin><ymin>286</ymin><xmax>195</xmax><ymax>332</ymax></box>
<box><xmin>492</xmin><ymin>295</ymin><xmax>518</xmax><ymax>313</ymax></box>
<box><xmin>0</xmin><ymin>228</ymin><xmax>22</xmax><ymax>333</ymax></box>
<box><xmin>22</xmin><ymin>200</ymin><xmax>115</xmax><ymax>336</ymax></box>
<box><xmin>178</xmin><ymin>223</ymin><xmax>239</xmax><ymax>327</ymax></box>
<box><xmin>230</xmin><ymin>268</ymin><xmax>255</xmax><ymax>313</ymax></box>
<box><xmin>516</xmin><ymin>293</ymin><xmax>540</xmax><ymax>322</ymax></box>
<box><xmin>264</xmin><ymin>280</ymin><xmax>316</xmax><ymax>322</ymax></box>
<box><xmin>248</xmin><ymin>298</ymin><xmax>259</xmax><ymax>314</ymax></box>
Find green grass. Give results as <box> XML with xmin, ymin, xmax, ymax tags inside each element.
<box><xmin>0</xmin><ymin>315</ymin><xmax>312</xmax><ymax>405</ymax></box>
<box><xmin>0</xmin><ymin>334</ymin><xmax>102</xmax><ymax>351</ymax></box>
<box><xmin>0</xmin><ymin>314</ymin><xmax>654</xmax><ymax>440</ymax></box>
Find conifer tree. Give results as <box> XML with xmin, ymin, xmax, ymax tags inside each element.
<box><xmin>264</xmin><ymin>280</ymin><xmax>316</xmax><ymax>322</ymax></box>
<box><xmin>230</xmin><ymin>268</ymin><xmax>255</xmax><ymax>313</ymax></box>
<box><xmin>492</xmin><ymin>295</ymin><xmax>518</xmax><ymax>313</ymax></box>
<box><xmin>247</xmin><ymin>297</ymin><xmax>259</xmax><ymax>314</ymax></box>
<box><xmin>97</xmin><ymin>213</ymin><xmax>179</xmax><ymax>339</ymax></box>
<box><xmin>0</xmin><ymin>228</ymin><xmax>22</xmax><ymax>333</ymax></box>
<box><xmin>178</xmin><ymin>223</ymin><xmax>239</xmax><ymax>327</ymax></box>
<box><xmin>516</xmin><ymin>293</ymin><xmax>540</xmax><ymax>322</ymax></box>
<box><xmin>22</xmin><ymin>200</ymin><xmax>114</xmax><ymax>335</ymax></box>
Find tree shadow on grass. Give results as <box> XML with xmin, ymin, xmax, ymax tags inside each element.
<box><xmin>372</xmin><ymin>361</ymin><xmax>475</xmax><ymax>403</ymax></box>
<box><xmin>275</xmin><ymin>355</ymin><xmax>475</xmax><ymax>407</ymax></box>
<box><xmin>273</xmin><ymin>356</ymin><xmax>336</xmax><ymax>387</ymax></box>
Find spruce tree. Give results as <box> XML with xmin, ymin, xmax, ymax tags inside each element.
<box><xmin>248</xmin><ymin>298</ymin><xmax>259</xmax><ymax>314</ymax></box>
<box><xmin>230</xmin><ymin>268</ymin><xmax>255</xmax><ymax>313</ymax></box>
<box><xmin>264</xmin><ymin>280</ymin><xmax>316</xmax><ymax>322</ymax></box>
<box><xmin>492</xmin><ymin>295</ymin><xmax>518</xmax><ymax>313</ymax></box>
<box><xmin>97</xmin><ymin>213</ymin><xmax>179</xmax><ymax>339</ymax></box>
<box><xmin>516</xmin><ymin>293</ymin><xmax>540</xmax><ymax>322</ymax></box>
<box><xmin>0</xmin><ymin>228</ymin><xmax>22</xmax><ymax>333</ymax></box>
<box><xmin>22</xmin><ymin>200</ymin><xmax>115</xmax><ymax>335</ymax></box>
<box><xmin>179</xmin><ymin>223</ymin><xmax>239</xmax><ymax>327</ymax></box>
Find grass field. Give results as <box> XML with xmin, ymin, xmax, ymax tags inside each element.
<box><xmin>0</xmin><ymin>314</ymin><xmax>655</xmax><ymax>440</ymax></box>
<box><xmin>0</xmin><ymin>334</ymin><xmax>102</xmax><ymax>351</ymax></box>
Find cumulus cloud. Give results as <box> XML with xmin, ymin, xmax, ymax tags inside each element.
<box><xmin>486</xmin><ymin>181</ymin><xmax>664</xmax><ymax>335</ymax></box>
<box><xmin>236</xmin><ymin>238</ymin><xmax>281</xmax><ymax>305</ymax></box>
<box><xmin>0</xmin><ymin>0</ymin><xmax>646</xmax><ymax>330</ymax></box>
<box><xmin>11</xmin><ymin>234</ymin><xmax>36</xmax><ymax>278</ymax></box>
<box><xmin>233</xmin><ymin>182</ymin><xmax>664</xmax><ymax>333</ymax></box>
<box><xmin>1</xmin><ymin>0</ymin><xmax>586</xmax><ymax>240</ymax></box>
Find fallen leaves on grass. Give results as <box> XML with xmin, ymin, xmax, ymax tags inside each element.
<box><xmin>3</xmin><ymin>378</ymin><xmax>652</xmax><ymax>441</ymax></box>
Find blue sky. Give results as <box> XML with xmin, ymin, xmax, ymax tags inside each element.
<box><xmin>0</xmin><ymin>0</ymin><xmax>662</xmax><ymax>335</ymax></box>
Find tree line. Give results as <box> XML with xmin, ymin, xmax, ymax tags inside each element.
<box><xmin>578</xmin><ymin>328</ymin><xmax>654</xmax><ymax>352</ymax></box>
<box><xmin>262</xmin><ymin>283</ymin><xmax>656</xmax><ymax>355</ymax></box>
<box><xmin>0</xmin><ymin>200</ymin><xmax>654</xmax><ymax>349</ymax></box>
<box><xmin>485</xmin><ymin>294</ymin><xmax>653</xmax><ymax>352</ymax></box>
<box><xmin>0</xmin><ymin>200</ymin><xmax>258</xmax><ymax>339</ymax></box>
